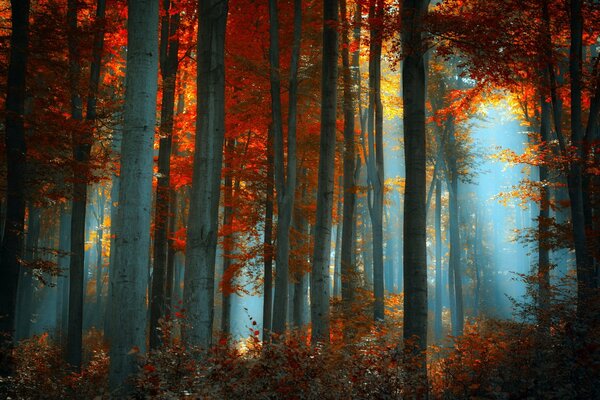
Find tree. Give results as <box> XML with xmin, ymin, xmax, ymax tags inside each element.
<box><xmin>182</xmin><ymin>0</ymin><xmax>228</xmax><ymax>348</ymax></box>
<box><xmin>434</xmin><ymin>178</ymin><xmax>443</xmax><ymax>342</ymax></box>
<box><xmin>66</xmin><ymin>0</ymin><xmax>107</xmax><ymax>370</ymax></box>
<box><xmin>366</xmin><ymin>0</ymin><xmax>385</xmax><ymax>321</ymax></box>
<box><xmin>401</xmin><ymin>0</ymin><xmax>429</xmax><ymax>379</ymax></box>
<box><xmin>311</xmin><ymin>0</ymin><xmax>338</xmax><ymax>344</ymax></box>
<box><xmin>150</xmin><ymin>0</ymin><xmax>180</xmax><ymax>350</ymax></box>
<box><xmin>269</xmin><ymin>0</ymin><xmax>301</xmax><ymax>337</ymax></box>
<box><xmin>0</xmin><ymin>0</ymin><xmax>30</xmax><ymax>376</ymax></box>
<box><xmin>107</xmin><ymin>0</ymin><xmax>159</xmax><ymax>390</ymax></box>
<box><xmin>340</xmin><ymin>0</ymin><xmax>358</xmax><ymax>312</ymax></box>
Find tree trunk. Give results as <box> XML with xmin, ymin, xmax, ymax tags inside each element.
<box><xmin>16</xmin><ymin>206</ymin><xmax>41</xmax><ymax>341</ymax></box>
<box><xmin>149</xmin><ymin>0</ymin><xmax>179</xmax><ymax>349</ymax></box>
<box><xmin>269</xmin><ymin>0</ymin><xmax>301</xmax><ymax>337</ymax></box>
<box><xmin>107</xmin><ymin>0</ymin><xmax>159</xmax><ymax>391</ymax></box>
<box><xmin>310</xmin><ymin>0</ymin><xmax>338</xmax><ymax>344</ymax></box>
<box><xmin>165</xmin><ymin>189</ymin><xmax>178</xmax><ymax>311</ymax></box>
<box><xmin>538</xmin><ymin>93</ymin><xmax>551</xmax><ymax>312</ymax></box>
<box><xmin>568</xmin><ymin>0</ymin><xmax>591</xmax><ymax>313</ymax></box>
<box><xmin>447</xmin><ymin>118</ymin><xmax>463</xmax><ymax>336</ymax></box>
<box><xmin>56</xmin><ymin>205</ymin><xmax>71</xmax><ymax>345</ymax></box>
<box><xmin>340</xmin><ymin>0</ymin><xmax>358</xmax><ymax>310</ymax></box>
<box><xmin>67</xmin><ymin>0</ymin><xmax>106</xmax><ymax>370</ymax></box>
<box><xmin>263</xmin><ymin>130</ymin><xmax>274</xmax><ymax>341</ymax></box>
<box><xmin>401</xmin><ymin>0</ymin><xmax>428</xmax><ymax>386</ymax></box>
<box><xmin>94</xmin><ymin>191</ymin><xmax>105</xmax><ymax>328</ymax></box>
<box><xmin>311</xmin><ymin>0</ymin><xmax>338</xmax><ymax>344</ymax></box>
<box><xmin>220</xmin><ymin>138</ymin><xmax>235</xmax><ymax>335</ymax></box>
<box><xmin>434</xmin><ymin>179</ymin><xmax>443</xmax><ymax>342</ymax></box>
<box><xmin>333</xmin><ymin>175</ymin><xmax>343</xmax><ymax>298</ymax></box>
<box><xmin>367</xmin><ymin>0</ymin><xmax>385</xmax><ymax>322</ymax></box>
<box><xmin>182</xmin><ymin>0</ymin><xmax>228</xmax><ymax>348</ymax></box>
<box><xmin>0</xmin><ymin>0</ymin><xmax>30</xmax><ymax>375</ymax></box>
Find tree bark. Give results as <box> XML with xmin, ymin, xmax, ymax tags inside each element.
<box><xmin>367</xmin><ymin>0</ymin><xmax>385</xmax><ymax>321</ymax></box>
<box><xmin>16</xmin><ymin>206</ymin><xmax>41</xmax><ymax>341</ymax></box>
<box><xmin>434</xmin><ymin>179</ymin><xmax>443</xmax><ymax>342</ymax></box>
<box><xmin>150</xmin><ymin>0</ymin><xmax>180</xmax><ymax>350</ymax></box>
<box><xmin>401</xmin><ymin>0</ymin><xmax>428</xmax><ymax>384</ymax></box>
<box><xmin>183</xmin><ymin>0</ymin><xmax>228</xmax><ymax>348</ymax></box>
<box><xmin>67</xmin><ymin>0</ymin><xmax>106</xmax><ymax>370</ymax></box>
<box><xmin>538</xmin><ymin>93</ymin><xmax>551</xmax><ymax>312</ymax></box>
<box><xmin>263</xmin><ymin>130</ymin><xmax>274</xmax><ymax>341</ymax></box>
<box><xmin>269</xmin><ymin>0</ymin><xmax>301</xmax><ymax>337</ymax></box>
<box><xmin>447</xmin><ymin>117</ymin><xmax>463</xmax><ymax>336</ymax></box>
<box><xmin>0</xmin><ymin>0</ymin><xmax>30</xmax><ymax>375</ymax></box>
<box><xmin>311</xmin><ymin>0</ymin><xmax>338</xmax><ymax>344</ymax></box>
<box><xmin>568</xmin><ymin>0</ymin><xmax>591</xmax><ymax>312</ymax></box>
<box><xmin>340</xmin><ymin>0</ymin><xmax>358</xmax><ymax>310</ymax></box>
<box><xmin>333</xmin><ymin>176</ymin><xmax>343</xmax><ymax>298</ymax></box>
<box><xmin>107</xmin><ymin>0</ymin><xmax>159</xmax><ymax>391</ymax></box>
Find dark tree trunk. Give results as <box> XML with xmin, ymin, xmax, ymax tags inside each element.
<box><xmin>538</xmin><ymin>94</ymin><xmax>551</xmax><ymax>312</ymax></box>
<box><xmin>568</xmin><ymin>0</ymin><xmax>591</xmax><ymax>313</ymax></box>
<box><xmin>401</xmin><ymin>0</ymin><xmax>428</xmax><ymax>387</ymax></box>
<box><xmin>263</xmin><ymin>130</ymin><xmax>274</xmax><ymax>341</ymax></box>
<box><xmin>16</xmin><ymin>206</ymin><xmax>41</xmax><ymax>341</ymax></box>
<box><xmin>56</xmin><ymin>205</ymin><xmax>71</xmax><ymax>345</ymax></box>
<box><xmin>270</xmin><ymin>0</ymin><xmax>301</xmax><ymax>337</ymax></box>
<box><xmin>340</xmin><ymin>0</ymin><xmax>358</xmax><ymax>310</ymax></box>
<box><xmin>434</xmin><ymin>179</ymin><xmax>443</xmax><ymax>342</ymax></box>
<box><xmin>0</xmin><ymin>0</ymin><xmax>30</xmax><ymax>375</ymax></box>
<box><xmin>220</xmin><ymin>138</ymin><xmax>235</xmax><ymax>336</ymax></box>
<box><xmin>447</xmin><ymin>118</ymin><xmax>463</xmax><ymax>336</ymax></box>
<box><xmin>67</xmin><ymin>0</ymin><xmax>106</xmax><ymax>370</ymax></box>
<box><xmin>150</xmin><ymin>0</ymin><xmax>180</xmax><ymax>349</ymax></box>
<box><xmin>311</xmin><ymin>0</ymin><xmax>338</xmax><ymax>344</ymax></box>
<box><xmin>367</xmin><ymin>0</ymin><xmax>385</xmax><ymax>322</ymax></box>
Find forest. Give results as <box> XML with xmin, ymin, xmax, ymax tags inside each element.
<box><xmin>0</xmin><ymin>0</ymin><xmax>599</xmax><ymax>398</ymax></box>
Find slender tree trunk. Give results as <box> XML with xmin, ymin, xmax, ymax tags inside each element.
<box><xmin>220</xmin><ymin>138</ymin><xmax>235</xmax><ymax>335</ymax></box>
<box><xmin>94</xmin><ymin>191</ymin><xmax>105</xmax><ymax>328</ymax></box>
<box><xmin>56</xmin><ymin>205</ymin><xmax>71</xmax><ymax>344</ymax></box>
<box><xmin>269</xmin><ymin>0</ymin><xmax>301</xmax><ymax>337</ymax></box>
<box><xmin>263</xmin><ymin>130</ymin><xmax>274</xmax><ymax>341</ymax></box>
<box><xmin>165</xmin><ymin>91</ymin><xmax>185</xmax><ymax>312</ymax></box>
<box><xmin>367</xmin><ymin>0</ymin><xmax>385</xmax><ymax>322</ymax></box>
<box><xmin>107</xmin><ymin>0</ymin><xmax>159</xmax><ymax>390</ymax></box>
<box><xmin>434</xmin><ymin>179</ymin><xmax>443</xmax><ymax>342</ymax></box>
<box><xmin>16</xmin><ymin>206</ymin><xmax>41</xmax><ymax>341</ymax></box>
<box><xmin>182</xmin><ymin>0</ymin><xmax>228</xmax><ymax>348</ymax></box>
<box><xmin>538</xmin><ymin>93</ymin><xmax>551</xmax><ymax>312</ymax></box>
<box><xmin>340</xmin><ymin>0</ymin><xmax>358</xmax><ymax>310</ymax></box>
<box><xmin>311</xmin><ymin>0</ymin><xmax>338</xmax><ymax>344</ymax></box>
<box><xmin>473</xmin><ymin>209</ymin><xmax>482</xmax><ymax>317</ymax></box>
<box><xmin>568</xmin><ymin>0</ymin><xmax>591</xmax><ymax>314</ymax></box>
<box><xmin>333</xmin><ymin>176</ymin><xmax>343</xmax><ymax>298</ymax></box>
<box><xmin>447</xmin><ymin>118</ymin><xmax>463</xmax><ymax>336</ymax></box>
<box><xmin>401</xmin><ymin>0</ymin><xmax>428</xmax><ymax>386</ymax></box>
<box><xmin>165</xmin><ymin>190</ymin><xmax>178</xmax><ymax>311</ymax></box>
<box><xmin>0</xmin><ymin>0</ymin><xmax>30</xmax><ymax>375</ymax></box>
<box><xmin>67</xmin><ymin>0</ymin><xmax>106</xmax><ymax>370</ymax></box>
<box><xmin>149</xmin><ymin>0</ymin><xmax>180</xmax><ymax>350</ymax></box>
